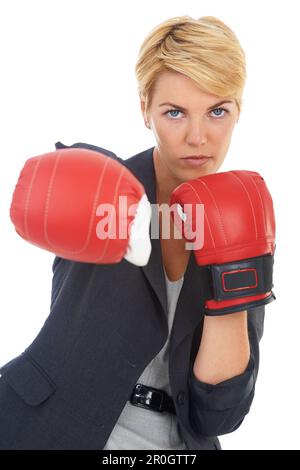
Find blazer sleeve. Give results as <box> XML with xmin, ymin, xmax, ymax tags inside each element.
<box><xmin>188</xmin><ymin>305</ymin><xmax>265</xmax><ymax>438</ymax></box>
<box><xmin>54</xmin><ymin>141</ymin><xmax>123</xmax><ymax>163</ymax></box>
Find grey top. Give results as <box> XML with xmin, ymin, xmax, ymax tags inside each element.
<box><xmin>103</xmin><ymin>269</ymin><xmax>187</xmax><ymax>450</ymax></box>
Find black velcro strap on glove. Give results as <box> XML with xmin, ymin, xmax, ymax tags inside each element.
<box><xmin>201</xmin><ymin>254</ymin><xmax>274</xmax><ymax>301</ymax></box>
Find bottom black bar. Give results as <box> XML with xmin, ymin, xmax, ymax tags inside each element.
<box><xmin>0</xmin><ymin>450</ymin><xmax>224</xmax><ymax>464</ymax></box>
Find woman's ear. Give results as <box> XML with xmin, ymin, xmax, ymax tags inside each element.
<box><xmin>140</xmin><ymin>98</ymin><xmax>151</xmax><ymax>129</ymax></box>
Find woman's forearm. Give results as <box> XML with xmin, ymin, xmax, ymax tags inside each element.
<box><xmin>193</xmin><ymin>311</ymin><xmax>250</xmax><ymax>385</ymax></box>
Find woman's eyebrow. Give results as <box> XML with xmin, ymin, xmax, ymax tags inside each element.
<box><xmin>159</xmin><ymin>100</ymin><xmax>234</xmax><ymax>111</ymax></box>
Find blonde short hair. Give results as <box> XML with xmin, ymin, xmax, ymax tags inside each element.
<box><xmin>135</xmin><ymin>15</ymin><xmax>246</xmax><ymax>115</ymax></box>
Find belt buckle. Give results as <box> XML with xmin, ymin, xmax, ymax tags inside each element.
<box><xmin>130</xmin><ymin>383</ymin><xmax>165</xmax><ymax>413</ymax></box>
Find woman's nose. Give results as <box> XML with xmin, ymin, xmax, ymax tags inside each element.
<box><xmin>186</xmin><ymin>120</ymin><xmax>208</xmax><ymax>146</ymax></box>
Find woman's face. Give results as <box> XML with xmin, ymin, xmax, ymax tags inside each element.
<box><xmin>141</xmin><ymin>71</ymin><xmax>240</xmax><ymax>187</ymax></box>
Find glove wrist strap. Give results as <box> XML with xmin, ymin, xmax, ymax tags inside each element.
<box><xmin>206</xmin><ymin>254</ymin><xmax>274</xmax><ymax>301</ymax></box>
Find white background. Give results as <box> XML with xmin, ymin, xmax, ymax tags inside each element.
<box><xmin>0</xmin><ymin>0</ymin><xmax>299</xmax><ymax>450</ymax></box>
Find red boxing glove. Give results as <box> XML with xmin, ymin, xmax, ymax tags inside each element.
<box><xmin>10</xmin><ymin>148</ymin><xmax>152</xmax><ymax>266</ymax></box>
<box><xmin>170</xmin><ymin>170</ymin><xmax>276</xmax><ymax>316</ymax></box>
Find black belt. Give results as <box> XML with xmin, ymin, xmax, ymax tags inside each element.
<box><xmin>129</xmin><ymin>383</ymin><xmax>176</xmax><ymax>415</ymax></box>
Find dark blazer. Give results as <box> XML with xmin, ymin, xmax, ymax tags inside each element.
<box><xmin>0</xmin><ymin>143</ymin><xmax>264</xmax><ymax>450</ymax></box>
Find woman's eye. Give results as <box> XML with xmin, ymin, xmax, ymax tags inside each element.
<box><xmin>210</xmin><ymin>107</ymin><xmax>228</xmax><ymax>118</ymax></box>
<box><xmin>165</xmin><ymin>109</ymin><xmax>183</xmax><ymax>119</ymax></box>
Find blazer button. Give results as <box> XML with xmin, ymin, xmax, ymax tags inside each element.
<box><xmin>176</xmin><ymin>391</ymin><xmax>185</xmax><ymax>406</ymax></box>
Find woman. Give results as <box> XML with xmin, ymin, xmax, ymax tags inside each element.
<box><xmin>0</xmin><ymin>15</ymin><xmax>275</xmax><ymax>450</ymax></box>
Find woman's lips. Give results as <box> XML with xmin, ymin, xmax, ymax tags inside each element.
<box><xmin>180</xmin><ymin>156</ymin><xmax>212</xmax><ymax>167</ymax></box>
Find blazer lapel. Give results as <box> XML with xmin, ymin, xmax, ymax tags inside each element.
<box><xmin>123</xmin><ymin>147</ymin><xmax>168</xmax><ymax>316</ymax></box>
<box><xmin>170</xmin><ymin>251</ymin><xmax>205</xmax><ymax>349</ymax></box>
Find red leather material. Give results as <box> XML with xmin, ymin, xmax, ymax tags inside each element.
<box><xmin>10</xmin><ymin>148</ymin><xmax>145</xmax><ymax>264</ymax></box>
<box><xmin>171</xmin><ymin>170</ymin><xmax>276</xmax><ymax>315</ymax></box>
<box><xmin>170</xmin><ymin>170</ymin><xmax>276</xmax><ymax>265</ymax></box>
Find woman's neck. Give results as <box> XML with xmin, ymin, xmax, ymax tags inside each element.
<box><xmin>153</xmin><ymin>147</ymin><xmax>182</xmax><ymax>205</ymax></box>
